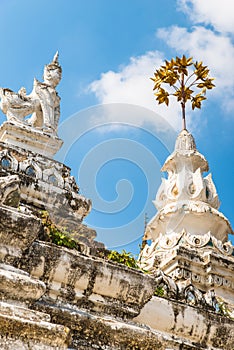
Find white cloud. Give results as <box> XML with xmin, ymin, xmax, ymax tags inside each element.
<box><xmin>89</xmin><ymin>51</ymin><xmax>161</xmax><ymax>109</ymax></box>
<box><xmin>89</xmin><ymin>51</ymin><xmax>186</xmax><ymax>131</ymax></box>
<box><xmin>88</xmin><ymin>1</ymin><xmax>234</xmax><ymax>131</ymax></box>
<box><xmin>178</xmin><ymin>0</ymin><xmax>234</xmax><ymax>34</ymax></box>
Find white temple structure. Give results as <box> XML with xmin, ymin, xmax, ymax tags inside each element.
<box><xmin>0</xmin><ymin>54</ymin><xmax>233</xmax><ymax>349</ymax></box>
<box><xmin>139</xmin><ymin>128</ymin><xmax>234</xmax><ymax>306</ymax></box>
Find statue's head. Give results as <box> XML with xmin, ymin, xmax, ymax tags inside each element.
<box><xmin>43</xmin><ymin>52</ymin><xmax>62</xmax><ymax>87</ymax></box>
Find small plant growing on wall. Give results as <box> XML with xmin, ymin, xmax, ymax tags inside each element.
<box><xmin>40</xmin><ymin>210</ymin><xmax>80</xmax><ymax>250</ymax></box>
<box><xmin>108</xmin><ymin>249</ymin><xmax>139</xmax><ymax>269</ymax></box>
<box><xmin>151</xmin><ymin>55</ymin><xmax>215</xmax><ymax>129</ymax></box>
<box><xmin>216</xmin><ymin>297</ymin><xmax>234</xmax><ymax>320</ymax></box>
<box><xmin>154</xmin><ymin>286</ymin><xmax>165</xmax><ymax>297</ymax></box>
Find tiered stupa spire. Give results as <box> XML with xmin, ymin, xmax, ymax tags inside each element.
<box><xmin>139</xmin><ymin>55</ymin><xmax>234</xmax><ymax>307</ymax></box>
<box><xmin>144</xmin><ymin>129</ymin><xmax>231</xmax><ymax>243</ymax></box>
<box><xmin>139</xmin><ymin>128</ymin><xmax>234</xmax><ymax>305</ymax></box>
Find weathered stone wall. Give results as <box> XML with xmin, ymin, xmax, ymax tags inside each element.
<box><xmin>18</xmin><ymin>240</ymin><xmax>156</xmax><ymax>319</ymax></box>
<box><xmin>0</xmin><ymin>152</ymin><xmax>233</xmax><ymax>349</ymax></box>
<box><xmin>0</xmin><ymin>132</ymin><xmax>232</xmax><ymax>349</ymax></box>
<box><xmin>0</xmin><ymin>208</ymin><xmax>234</xmax><ymax>349</ymax></box>
<box><xmin>135</xmin><ymin>296</ymin><xmax>234</xmax><ymax>350</ymax></box>
<box><xmin>14</xmin><ymin>239</ymin><xmax>234</xmax><ymax>349</ymax></box>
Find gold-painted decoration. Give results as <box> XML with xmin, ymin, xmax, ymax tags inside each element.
<box><xmin>151</xmin><ymin>55</ymin><xmax>215</xmax><ymax>129</ymax></box>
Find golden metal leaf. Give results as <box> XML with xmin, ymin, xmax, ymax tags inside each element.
<box><xmin>151</xmin><ymin>55</ymin><xmax>215</xmax><ymax>120</ymax></box>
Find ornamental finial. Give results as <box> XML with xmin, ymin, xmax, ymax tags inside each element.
<box><xmin>151</xmin><ymin>55</ymin><xmax>215</xmax><ymax>130</ymax></box>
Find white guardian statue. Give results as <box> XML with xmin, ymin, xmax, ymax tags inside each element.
<box><xmin>0</xmin><ymin>53</ymin><xmax>63</xmax><ymax>158</ymax></box>
<box><xmin>0</xmin><ymin>52</ymin><xmax>62</xmax><ymax>134</ymax></box>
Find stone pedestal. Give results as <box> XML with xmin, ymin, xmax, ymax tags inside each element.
<box><xmin>0</xmin><ymin>141</ymin><xmax>97</xmax><ymax>248</ymax></box>
<box><xmin>0</xmin><ymin>121</ymin><xmax>63</xmax><ymax>158</ymax></box>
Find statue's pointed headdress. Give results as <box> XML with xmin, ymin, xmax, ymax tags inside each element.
<box><xmin>46</xmin><ymin>51</ymin><xmax>62</xmax><ymax>72</ymax></box>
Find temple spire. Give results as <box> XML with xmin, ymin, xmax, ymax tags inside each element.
<box><xmin>138</xmin><ymin>129</ymin><xmax>233</xmax><ymax>305</ymax></box>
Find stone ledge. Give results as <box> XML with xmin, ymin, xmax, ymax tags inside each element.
<box><xmin>0</xmin><ymin>301</ymin><xmax>50</xmax><ymax>322</ymax></box>
<box><xmin>18</xmin><ymin>240</ymin><xmax>156</xmax><ymax>319</ymax></box>
<box><xmin>0</xmin><ymin>205</ymin><xmax>41</xmax><ymax>263</ymax></box>
<box><xmin>0</xmin><ymin>121</ymin><xmax>63</xmax><ymax>158</ymax></box>
<box><xmin>33</xmin><ymin>302</ymin><xmax>203</xmax><ymax>350</ymax></box>
<box><xmin>0</xmin><ymin>311</ymin><xmax>69</xmax><ymax>349</ymax></box>
<box><xmin>0</xmin><ymin>264</ymin><xmax>45</xmax><ymax>302</ymax></box>
<box><xmin>134</xmin><ymin>295</ymin><xmax>234</xmax><ymax>350</ymax></box>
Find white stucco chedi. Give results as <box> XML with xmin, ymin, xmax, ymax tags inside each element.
<box><xmin>139</xmin><ymin>129</ymin><xmax>234</xmax><ymax>304</ymax></box>
<box><xmin>145</xmin><ymin>129</ymin><xmax>231</xmax><ymax>243</ymax></box>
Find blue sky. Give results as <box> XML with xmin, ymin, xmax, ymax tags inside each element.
<box><xmin>0</xmin><ymin>0</ymin><xmax>233</xmax><ymax>254</ymax></box>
